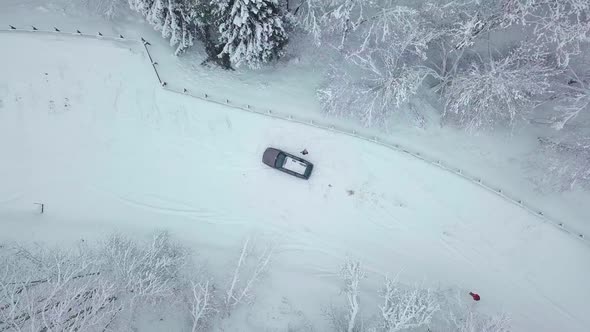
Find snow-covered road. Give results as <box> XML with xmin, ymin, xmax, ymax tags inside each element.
<box><xmin>1</xmin><ymin>33</ymin><xmax>589</xmax><ymax>331</ymax></box>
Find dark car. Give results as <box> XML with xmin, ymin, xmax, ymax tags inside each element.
<box><xmin>262</xmin><ymin>148</ymin><xmax>314</xmax><ymax>180</ymax></box>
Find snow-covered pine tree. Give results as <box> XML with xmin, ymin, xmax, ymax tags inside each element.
<box><xmin>184</xmin><ymin>0</ymin><xmax>224</xmax><ymax>63</ymax></box>
<box><xmin>186</xmin><ymin>0</ymin><xmax>234</xmax><ymax>68</ymax></box>
<box><xmin>147</xmin><ymin>0</ymin><xmax>166</xmax><ymax>29</ymax></box>
<box><xmin>146</xmin><ymin>0</ymin><xmax>195</xmax><ymax>55</ymax></box>
<box><xmin>128</xmin><ymin>0</ymin><xmax>154</xmax><ymax>17</ymax></box>
<box><xmin>85</xmin><ymin>0</ymin><xmax>125</xmax><ymax>19</ymax></box>
<box><xmin>129</xmin><ymin>0</ymin><xmax>194</xmax><ymax>55</ymax></box>
<box><xmin>216</xmin><ymin>0</ymin><xmax>288</xmax><ymax>69</ymax></box>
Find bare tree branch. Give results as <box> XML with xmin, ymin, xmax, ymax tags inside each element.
<box><xmin>378</xmin><ymin>278</ymin><xmax>439</xmax><ymax>332</ymax></box>
<box><xmin>340</xmin><ymin>259</ymin><xmax>365</xmax><ymax>332</ymax></box>
<box><xmin>188</xmin><ymin>280</ymin><xmax>215</xmax><ymax>332</ymax></box>
<box><xmin>223</xmin><ymin>238</ymin><xmax>273</xmax><ymax>316</ymax></box>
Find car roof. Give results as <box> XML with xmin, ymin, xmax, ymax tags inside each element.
<box><xmin>282</xmin><ymin>156</ymin><xmax>308</xmax><ymax>174</ymax></box>
<box><xmin>262</xmin><ymin>147</ymin><xmax>281</xmax><ymax>166</ymax></box>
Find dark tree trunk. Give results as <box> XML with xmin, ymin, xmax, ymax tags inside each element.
<box><xmin>196</xmin><ymin>24</ymin><xmax>233</xmax><ymax>70</ymax></box>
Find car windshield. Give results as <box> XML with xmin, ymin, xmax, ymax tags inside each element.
<box><xmin>275</xmin><ymin>153</ymin><xmax>286</xmax><ymax>168</ymax></box>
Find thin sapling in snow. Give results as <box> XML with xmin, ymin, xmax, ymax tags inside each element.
<box><xmin>222</xmin><ymin>237</ymin><xmax>273</xmax><ymax>316</ymax></box>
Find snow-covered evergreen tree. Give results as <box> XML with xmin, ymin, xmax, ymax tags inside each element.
<box><xmin>188</xmin><ymin>0</ymin><xmax>234</xmax><ymax>68</ymax></box>
<box><xmin>128</xmin><ymin>0</ymin><xmax>154</xmax><ymax>17</ymax></box>
<box><xmin>127</xmin><ymin>0</ymin><xmax>194</xmax><ymax>55</ymax></box>
<box><xmin>85</xmin><ymin>0</ymin><xmax>125</xmax><ymax>19</ymax></box>
<box><xmin>128</xmin><ymin>0</ymin><xmax>289</xmax><ymax>66</ymax></box>
<box><xmin>147</xmin><ymin>0</ymin><xmax>166</xmax><ymax>30</ymax></box>
<box><xmin>216</xmin><ymin>0</ymin><xmax>288</xmax><ymax>68</ymax></box>
<box><xmin>146</xmin><ymin>0</ymin><xmax>195</xmax><ymax>55</ymax></box>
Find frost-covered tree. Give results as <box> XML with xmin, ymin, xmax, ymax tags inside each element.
<box><xmin>418</xmin><ymin>0</ymin><xmax>506</xmax><ymax>50</ymax></box>
<box><xmin>222</xmin><ymin>237</ymin><xmax>273</xmax><ymax>315</ymax></box>
<box><xmin>0</xmin><ymin>245</ymin><xmax>119</xmax><ymax>331</ymax></box>
<box><xmin>377</xmin><ymin>278</ymin><xmax>439</xmax><ymax>332</ymax></box>
<box><xmin>319</xmin><ymin>57</ymin><xmax>436</xmax><ymax>127</ymax></box>
<box><xmin>340</xmin><ymin>259</ymin><xmax>365</xmax><ymax>332</ymax></box>
<box><xmin>0</xmin><ymin>234</ymin><xmax>282</xmax><ymax>331</ymax></box>
<box><xmin>128</xmin><ymin>0</ymin><xmax>154</xmax><ymax>17</ymax></box>
<box><xmin>454</xmin><ymin>311</ymin><xmax>511</xmax><ymax>332</ymax></box>
<box><xmin>502</xmin><ymin>0</ymin><xmax>590</xmax><ymax>67</ymax></box>
<box><xmin>292</xmin><ymin>0</ymin><xmax>326</xmax><ymax>44</ymax></box>
<box><xmin>550</xmin><ymin>67</ymin><xmax>590</xmax><ymax>130</ymax></box>
<box><xmin>128</xmin><ymin>0</ymin><xmax>289</xmax><ymax>67</ymax></box>
<box><xmin>294</xmin><ymin>0</ymin><xmax>502</xmax><ymax>52</ymax></box>
<box><xmin>324</xmin><ymin>259</ymin><xmax>366</xmax><ymax>332</ymax></box>
<box><xmin>314</xmin><ymin>0</ymin><xmax>366</xmax><ymax>49</ymax></box>
<box><xmin>215</xmin><ymin>0</ymin><xmax>289</xmax><ymax>68</ymax></box>
<box><xmin>422</xmin><ymin>0</ymin><xmax>590</xmax><ymax>59</ymax></box>
<box><xmin>292</xmin><ymin>0</ymin><xmax>357</xmax><ymax>45</ymax></box>
<box><xmin>295</xmin><ymin>0</ymin><xmax>437</xmax><ymax>51</ymax></box>
<box><xmin>295</xmin><ymin>0</ymin><xmax>589</xmax><ymax>133</ymax></box>
<box><xmin>318</xmin><ymin>5</ymin><xmax>440</xmax><ymax>127</ymax></box>
<box><xmin>85</xmin><ymin>0</ymin><xmax>125</xmax><ymax>19</ymax></box>
<box><xmin>422</xmin><ymin>0</ymin><xmax>590</xmax><ymax>69</ymax></box>
<box><xmin>537</xmin><ymin>135</ymin><xmax>590</xmax><ymax>191</ymax></box>
<box><xmin>0</xmin><ymin>232</ymin><xmax>188</xmax><ymax>332</ymax></box>
<box><xmin>187</xmin><ymin>280</ymin><xmax>216</xmax><ymax>331</ymax></box>
<box><xmin>100</xmin><ymin>232</ymin><xmax>187</xmax><ymax>303</ymax></box>
<box><xmin>442</xmin><ymin>44</ymin><xmax>557</xmax><ymax>131</ymax></box>
<box><xmin>145</xmin><ymin>0</ymin><xmax>195</xmax><ymax>55</ymax></box>
<box><xmin>324</xmin><ymin>259</ymin><xmax>441</xmax><ymax>332</ymax></box>
<box><xmin>437</xmin><ymin>291</ymin><xmax>510</xmax><ymax>332</ymax></box>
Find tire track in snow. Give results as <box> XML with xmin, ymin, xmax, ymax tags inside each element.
<box><xmin>437</xmin><ymin>228</ymin><xmax>582</xmax><ymax>330</ymax></box>
<box><xmin>524</xmin><ymin>275</ymin><xmax>582</xmax><ymax>327</ymax></box>
<box><xmin>2</xmin><ymin>26</ymin><xmax>585</xmax><ymax>245</ymax></box>
<box><xmin>88</xmin><ymin>185</ymin><xmax>319</xmax><ymax>242</ymax></box>
<box><xmin>88</xmin><ymin>186</ymin><xmax>246</xmax><ymax>226</ymax></box>
<box><xmin>439</xmin><ymin>232</ymin><xmax>480</xmax><ymax>270</ymax></box>
<box><xmin>437</xmin><ymin>220</ymin><xmax>583</xmax><ymax>329</ymax></box>
<box><xmin>355</xmin><ymin>190</ymin><xmax>406</xmax><ymax>232</ymax></box>
<box><xmin>116</xmin><ymin>195</ymin><xmax>210</xmax><ymax>215</ymax></box>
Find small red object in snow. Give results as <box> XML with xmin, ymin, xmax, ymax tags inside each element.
<box><xmin>469</xmin><ymin>292</ymin><xmax>481</xmax><ymax>301</ymax></box>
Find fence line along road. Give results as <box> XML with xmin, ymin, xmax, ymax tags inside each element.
<box><xmin>2</xmin><ymin>25</ymin><xmax>587</xmax><ymax>246</ymax></box>
<box><xmin>1</xmin><ymin>26</ymin><xmax>139</xmax><ymax>43</ymax></box>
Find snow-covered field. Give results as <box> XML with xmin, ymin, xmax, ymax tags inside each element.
<box><xmin>1</xmin><ymin>28</ymin><xmax>590</xmax><ymax>331</ymax></box>
<box><xmin>3</xmin><ymin>0</ymin><xmax>589</xmax><ymax>236</ymax></box>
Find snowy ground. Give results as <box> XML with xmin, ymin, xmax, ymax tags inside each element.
<box><xmin>1</xmin><ymin>29</ymin><xmax>590</xmax><ymax>332</ymax></box>
<box><xmin>2</xmin><ymin>0</ymin><xmax>589</xmax><ymax>238</ymax></box>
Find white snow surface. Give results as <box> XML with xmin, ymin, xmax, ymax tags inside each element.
<box><xmin>4</xmin><ymin>1</ymin><xmax>588</xmax><ymax>244</ymax></box>
<box><xmin>0</xmin><ymin>33</ymin><xmax>590</xmax><ymax>331</ymax></box>
<box><xmin>1</xmin><ymin>31</ymin><xmax>589</xmax><ymax>332</ymax></box>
